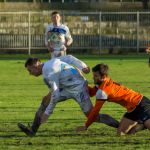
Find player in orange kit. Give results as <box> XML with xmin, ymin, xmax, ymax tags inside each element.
<box><xmin>76</xmin><ymin>63</ymin><xmax>150</xmax><ymax>135</ymax></box>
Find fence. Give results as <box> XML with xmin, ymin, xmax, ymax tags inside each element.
<box><xmin>0</xmin><ymin>11</ymin><xmax>150</xmax><ymax>54</ymax></box>
<box><xmin>0</xmin><ymin>0</ymin><xmax>144</xmax><ymax>2</ymax></box>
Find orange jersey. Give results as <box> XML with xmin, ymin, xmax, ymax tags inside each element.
<box><xmin>86</xmin><ymin>77</ymin><xmax>143</xmax><ymax>128</ymax></box>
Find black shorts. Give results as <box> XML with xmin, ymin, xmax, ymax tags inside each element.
<box><xmin>124</xmin><ymin>96</ymin><xmax>150</xmax><ymax>122</ymax></box>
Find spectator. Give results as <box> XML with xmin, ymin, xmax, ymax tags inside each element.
<box><xmin>45</xmin><ymin>11</ymin><xmax>73</xmax><ymax>58</ymax></box>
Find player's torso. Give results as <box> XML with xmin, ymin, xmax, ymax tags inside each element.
<box><xmin>97</xmin><ymin>78</ymin><xmax>142</xmax><ymax>112</ymax></box>
<box><xmin>59</xmin><ymin>61</ymin><xmax>85</xmax><ymax>91</ymax></box>
<box><xmin>42</xmin><ymin>59</ymin><xmax>85</xmax><ymax>92</ymax></box>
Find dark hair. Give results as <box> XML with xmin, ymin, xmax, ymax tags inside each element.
<box><xmin>25</xmin><ymin>57</ymin><xmax>40</xmax><ymax>68</ymax></box>
<box><xmin>92</xmin><ymin>63</ymin><xmax>109</xmax><ymax>77</ymax></box>
<box><xmin>51</xmin><ymin>11</ymin><xmax>60</xmax><ymax>16</ymax></box>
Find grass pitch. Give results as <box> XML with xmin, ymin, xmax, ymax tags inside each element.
<box><xmin>1</xmin><ymin>54</ymin><xmax>150</xmax><ymax>150</ymax></box>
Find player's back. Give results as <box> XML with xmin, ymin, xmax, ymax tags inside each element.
<box><xmin>43</xmin><ymin>58</ymin><xmax>85</xmax><ymax>94</ymax></box>
<box><xmin>59</xmin><ymin>59</ymin><xmax>86</xmax><ymax>93</ymax></box>
<box><xmin>100</xmin><ymin>77</ymin><xmax>143</xmax><ymax>112</ymax></box>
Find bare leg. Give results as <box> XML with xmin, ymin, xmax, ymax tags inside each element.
<box><xmin>17</xmin><ymin>102</ymin><xmax>48</xmax><ymax>136</ymax></box>
<box><xmin>128</xmin><ymin>123</ymin><xmax>145</xmax><ymax>134</ymax></box>
<box><xmin>31</xmin><ymin>96</ymin><xmax>50</xmax><ymax>134</ymax></box>
<box><xmin>31</xmin><ymin>104</ymin><xmax>46</xmax><ymax>133</ymax></box>
<box><xmin>144</xmin><ymin>119</ymin><xmax>150</xmax><ymax>129</ymax></box>
<box><xmin>117</xmin><ymin>117</ymin><xmax>137</xmax><ymax>136</ymax></box>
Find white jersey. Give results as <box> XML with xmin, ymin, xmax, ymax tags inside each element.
<box><xmin>42</xmin><ymin>55</ymin><xmax>88</xmax><ymax>115</ymax></box>
<box><xmin>45</xmin><ymin>23</ymin><xmax>72</xmax><ymax>51</ymax></box>
<box><xmin>42</xmin><ymin>56</ymin><xmax>86</xmax><ymax>96</ymax></box>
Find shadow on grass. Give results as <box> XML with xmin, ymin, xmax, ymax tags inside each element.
<box><xmin>0</xmin><ymin>54</ymin><xmax>148</xmax><ymax>61</ymax></box>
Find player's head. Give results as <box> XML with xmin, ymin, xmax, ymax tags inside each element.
<box><xmin>51</xmin><ymin>11</ymin><xmax>61</xmax><ymax>25</ymax></box>
<box><xmin>92</xmin><ymin>63</ymin><xmax>109</xmax><ymax>84</ymax></box>
<box><xmin>25</xmin><ymin>57</ymin><xmax>42</xmax><ymax>77</ymax></box>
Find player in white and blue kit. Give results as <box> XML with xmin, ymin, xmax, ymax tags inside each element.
<box><xmin>45</xmin><ymin>11</ymin><xmax>73</xmax><ymax>58</ymax></box>
<box><xmin>18</xmin><ymin>55</ymin><xmax>119</xmax><ymax>136</ymax></box>
<box><xmin>42</xmin><ymin>56</ymin><xmax>91</xmax><ymax>118</ymax></box>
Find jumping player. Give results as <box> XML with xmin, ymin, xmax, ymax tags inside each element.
<box><xmin>76</xmin><ymin>63</ymin><xmax>150</xmax><ymax>135</ymax></box>
<box><xmin>18</xmin><ymin>56</ymin><xmax>119</xmax><ymax>136</ymax></box>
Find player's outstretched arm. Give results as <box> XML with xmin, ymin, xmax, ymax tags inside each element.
<box><xmin>76</xmin><ymin>100</ymin><xmax>105</xmax><ymax>132</ymax></box>
<box><xmin>60</xmin><ymin>55</ymin><xmax>90</xmax><ymax>73</ymax></box>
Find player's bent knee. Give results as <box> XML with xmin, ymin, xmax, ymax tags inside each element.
<box><xmin>117</xmin><ymin>127</ymin><xmax>127</xmax><ymax>136</ymax></box>
<box><xmin>144</xmin><ymin>119</ymin><xmax>150</xmax><ymax>129</ymax></box>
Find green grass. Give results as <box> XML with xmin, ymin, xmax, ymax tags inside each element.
<box><xmin>1</xmin><ymin>54</ymin><xmax>150</xmax><ymax>150</ymax></box>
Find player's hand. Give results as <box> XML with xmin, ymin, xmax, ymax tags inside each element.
<box><xmin>146</xmin><ymin>44</ymin><xmax>150</xmax><ymax>54</ymax></box>
<box><xmin>146</xmin><ymin>48</ymin><xmax>150</xmax><ymax>53</ymax></box>
<box><xmin>61</xmin><ymin>45</ymin><xmax>67</xmax><ymax>51</ymax></box>
<box><xmin>48</xmin><ymin>47</ymin><xmax>54</xmax><ymax>52</ymax></box>
<box><xmin>65</xmin><ymin>41</ymin><xmax>71</xmax><ymax>47</ymax></box>
<box><xmin>82</xmin><ymin>67</ymin><xmax>90</xmax><ymax>74</ymax></box>
<box><xmin>76</xmin><ymin>126</ymin><xmax>87</xmax><ymax>132</ymax></box>
<box><xmin>40</xmin><ymin>113</ymin><xmax>49</xmax><ymax>124</ymax></box>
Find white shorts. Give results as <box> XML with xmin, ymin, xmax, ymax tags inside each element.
<box><xmin>51</xmin><ymin>50</ymin><xmax>66</xmax><ymax>58</ymax></box>
<box><xmin>54</xmin><ymin>83</ymin><xmax>93</xmax><ymax>114</ymax></box>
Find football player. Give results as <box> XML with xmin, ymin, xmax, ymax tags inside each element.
<box><xmin>76</xmin><ymin>63</ymin><xmax>148</xmax><ymax>136</ymax></box>
<box><xmin>18</xmin><ymin>55</ymin><xmax>119</xmax><ymax>136</ymax></box>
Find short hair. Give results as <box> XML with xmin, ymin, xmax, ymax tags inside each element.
<box><xmin>25</xmin><ymin>57</ymin><xmax>40</xmax><ymax>68</ymax></box>
<box><xmin>51</xmin><ymin>11</ymin><xmax>60</xmax><ymax>16</ymax></box>
<box><xmin>92</xmin><ymin>63</ymin><xmax>109</xmax><ymax>77</ymax></box>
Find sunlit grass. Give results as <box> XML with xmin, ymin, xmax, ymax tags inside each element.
<box><xmin>0</xmin><ymin>54</ymin><xmax>150</xmax><ymax>150</ymax></box>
